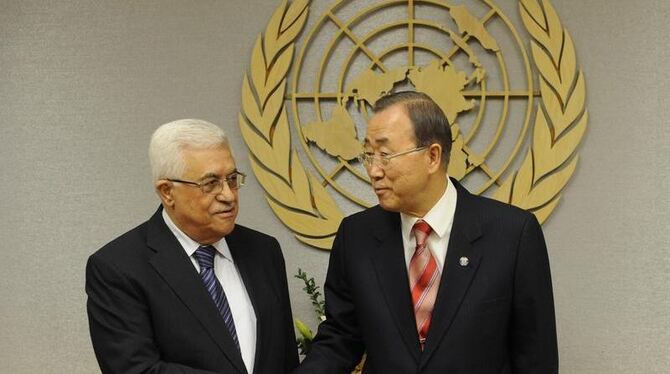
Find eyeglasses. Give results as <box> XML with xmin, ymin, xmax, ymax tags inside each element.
<box><xmin>167</xmin><ymin>171</ymin><xmax>246</xmax><ymax>194</ymax></box>
<box><xmin>358</xmin><ymin>146</ymin><xmax>428</xmax><ymax>168</ymax></box>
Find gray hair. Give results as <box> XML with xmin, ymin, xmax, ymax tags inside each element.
<box><xmin>373</xmin><ymin>91</ymin><xmax>452</xmax><ymax>169</ymax></box>
<box><xmin>149</xmin><ymin>119</ymin><xmax>229</xmax><ymax>182</ymax></box>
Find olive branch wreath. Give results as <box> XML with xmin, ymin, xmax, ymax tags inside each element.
<box><xmin>239</xmin><ymin>0</ymin><xmax>587</xmax><ymax>249</ymax></box>
<box><xmin>239</xmin><ymin>0</ymin><xmax>343</xmax><ymax>250</ymax></box>
<box><xmin>493</xmin><ymin>0</ymin><xmax>588</xmax><ymax>223</ymax></box>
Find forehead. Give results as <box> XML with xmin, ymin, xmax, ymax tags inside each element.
<box><xmin>181</xmin><ymin>145</ymin><xmax>236</xmax><ymax>178</ymax></box>
<box><xmin>365</xmin><ymin>104</ymin><xmax>416</xmax><ymax>147</ymax></box>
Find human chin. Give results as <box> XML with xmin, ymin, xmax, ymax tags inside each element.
<box><xmin>210</xmin><ymin>217</ymin><xmax>235</xmax><ymax>237</ymax></box>
<box><xmin>377</xmin><ymin>195</ymin><xmax>400</xmax><ymax>212</ymax></box>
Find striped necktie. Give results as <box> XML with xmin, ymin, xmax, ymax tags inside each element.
<box><xmin>409</xmin><ymin>220</ymin><xmax>441</xmax><ymax>350</ymax></box>
<box><xmin>194</xmin><ymin>245</ymin><xmax>240</xmax><ymax>351</ymax></box>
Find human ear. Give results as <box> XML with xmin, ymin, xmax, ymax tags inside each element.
<box><xmin>427</xmin><ymin>143</ymin><xmax>443</xmax><ymax>173</ymax></box>
<box><xmin>155</xmin><ymin>180</ymin><xmax>174</xmax><ymax>207</ymax></box>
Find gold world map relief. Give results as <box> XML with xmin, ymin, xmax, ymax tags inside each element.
<box><xmin>239</xmin><ymin>0</ymin><xmax>588</xmax><ymax>250</ymax></box>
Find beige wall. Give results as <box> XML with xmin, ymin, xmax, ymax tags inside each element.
<box><xmin>1</xmin><ymin>0</ymin><xmax>668</xmax><ymax>373</ymax></box>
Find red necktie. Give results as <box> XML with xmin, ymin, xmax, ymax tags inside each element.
<box><xmin>409</xmin><ymin>220</ymin><xmax>441</xmax><ymax>350</ymax></box>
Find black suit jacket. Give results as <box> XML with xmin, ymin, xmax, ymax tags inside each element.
<box><xmin>86</xmin><ymin>207</ymin><xmax>299</xmax><ymax>374</ymax></box>
<box><xmin>297</xmin><ymin>180</ymin><xmax>558</xmax><ymax>374</ymax></box>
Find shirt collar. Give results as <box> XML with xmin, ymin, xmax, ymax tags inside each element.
<box><xmin>161</xmin><ymin>208</ymin><xmax>233</xmax><ymax>262</ymax></box>
<box><xmin>400</xmin><ymin>177</ymin><xmax>457</xmax><ymax>240</ymax></box>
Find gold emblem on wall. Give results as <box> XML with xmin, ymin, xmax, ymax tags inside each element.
<box><xmin>239</xmin><ymin>0</ymin><xmax>588</xmax><ymax>250</ymax></box>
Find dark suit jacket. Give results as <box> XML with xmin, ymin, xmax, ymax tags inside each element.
<box><xmin>86</xmin><ymin>207</ymin><xmax>299</xmax><ymax>374</ymax></box>
<box><xmin>296</xmin><ymin>179</ymin><xmax>558</xmax><ymax>374</ymax></box>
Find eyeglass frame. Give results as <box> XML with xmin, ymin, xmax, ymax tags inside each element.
<box><xmin>166</xmin><ymin>171</ymin><xmax>246</xmax><ymax>194</ymax></box>
<box><xmin>358</xmin><ymin>145</ymin><xmax>428</xmax><ymax>167</ymax></box>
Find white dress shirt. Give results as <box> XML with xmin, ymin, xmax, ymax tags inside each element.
<box><xmin>162</xmin><ymin>210</ymin><xmax>257</xmax><ymax>373</ymax></box>
<box><xmin>400</xmin><ymin>177</ymin><xmax>458</xmax><ymax>272</ymax></box>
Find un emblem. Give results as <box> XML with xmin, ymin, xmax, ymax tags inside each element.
<box><xmin>239</xmin><ymin>0</ymin><xmax>588</xmax><ymax>250</ymax></box>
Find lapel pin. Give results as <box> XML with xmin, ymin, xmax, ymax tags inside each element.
<box><xmin>459</xmin><ymin>257</ymin><xmax>469</xmax><ymax>267</ymax></box>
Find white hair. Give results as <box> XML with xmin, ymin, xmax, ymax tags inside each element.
<box><xmin>149</xmin><ymin>119</ymin><xmax>230</xmax><ymax>182</ymax></box>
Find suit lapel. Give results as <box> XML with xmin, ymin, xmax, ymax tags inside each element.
<box><xmin>370</xmin><ymin>210</ymin><xmax>422</xmax><ymax>363</ymax></box>
<box><xmin>420</xmin><ymin>180</ymin><xmax>483</xmax><ymax>368</ymax></box>
<box><xmin>225</xmin><ymin>227</ymin><xmax>270</xmax><ymax>374</ymax></box>
<box><xmin>145</xmin><ymin>208</ymin><xmax>247</xmax><ymax>374</ymax></box>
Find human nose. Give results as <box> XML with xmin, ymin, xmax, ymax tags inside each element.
<box><xmin>366</xmin><ymin>160</ymin><xmax>385</xmax><ymax>179</ymax></box>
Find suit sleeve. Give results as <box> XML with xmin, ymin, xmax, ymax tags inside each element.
<box><xmin>86</xmin><ymin>254</ymin><xmax>219</xmax><ymax>374</ymax></box>
<box><xmin>511</xmin><ymin>214</ymin><xmax>559</xmax><ymax>374</ymax></box>
<box><xmin>270</xmin><ymin>238</ymin><xmax>300</xmax><ymax>373</ymax></box>
<box><xmin>295</xmin><ymin>220</ymin><xmax>365</xmax><ymax>374</ymax></box>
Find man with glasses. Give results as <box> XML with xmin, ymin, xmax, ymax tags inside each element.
<box><xmin>296</xmin><ymin>92</ymin><xmax>558</xmax><ymax>373</ymax></box>
<box><xmin>86</xmin><ymin>119</ymin><xmax>298</xmax><ymax>374</ymax></box>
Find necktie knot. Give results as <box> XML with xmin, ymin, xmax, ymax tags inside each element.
<box><xmin>194</xmin><ymin>245</ymin><xmax>216</xmax><ymax>270</ymax></box>
<box><xmin>412</xmin><ymin>220</ymin><xmax>432</xmax><ymax>248</ymax></box>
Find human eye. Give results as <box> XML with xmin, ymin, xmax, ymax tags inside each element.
<box><xmin>201</xmin><ymin>179</ymin><xmax>220</xmax><ymax>193</ymax></box>
<box><xmin>225</xmin><ymin>172</ymin><xmax>246</xmax><ymax>189</ymax></box>
<box><xmin>227</xmin><ymin>173</ymin><xmax>239</xmax><ymax>183</ymax></box>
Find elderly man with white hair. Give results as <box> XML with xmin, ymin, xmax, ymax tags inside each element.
<box><xmin>86</xmin><ymin>119</ymin><xmax>298</xmax><ymax>374</ymax></box>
